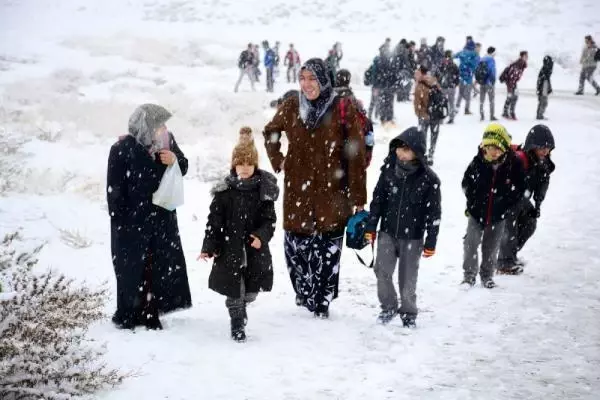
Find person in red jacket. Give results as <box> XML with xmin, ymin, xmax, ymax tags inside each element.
<box><xmin>284</xmin><ymin>43</ymin><xmax>301</xmax><ymax>83</ymax></box>
<box><xmin>500</xmin><ymin>51</ymin><xmax>528</xmax><ymax>120</ymax></box>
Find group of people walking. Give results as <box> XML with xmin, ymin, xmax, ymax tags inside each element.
<box><xmin>106</xmin><ymin>34</ymin><xmax>571</xmax><ymax>341</ymax></box>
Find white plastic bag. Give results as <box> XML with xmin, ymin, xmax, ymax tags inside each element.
<box><xmin>152</xmin><ymin>162</ymin><xmax>184</xmax><ymax>211</ymax></box>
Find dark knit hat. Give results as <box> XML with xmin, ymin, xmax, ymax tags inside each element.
<box><xmin>335</xmin><ymin>69</ymin><xmax>351</xmax><ymax>88</ymax></box>
<box><xmin>524</xmin><ymin>124</ymin><xmax>555</xmax><ymax>151</ymax></box>
<box><xmin>231</xmin><ymin>127</ymin><xmax>259</xmax><ymax>168</ymax></box>
<box><xmin>487</xmin><ymin>46</ymin><xmax>496</xmax><ymax>55</ymax></box>
<box><xmin>481</xmin><ymin>123</ymin><xmax>511</xmax><ymax>152</ymax></box>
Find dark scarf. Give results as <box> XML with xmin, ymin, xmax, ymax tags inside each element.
<box><xmin>394</xmin><ymin>159</ymin><xmax>420</xmax><ymax>178</ymax></box>
<box><xmin>225</xmin><ymin>170</ymin><xmax>280</xmax><ymax>201</ymax></box>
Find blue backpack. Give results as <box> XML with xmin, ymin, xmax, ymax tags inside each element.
<box><xmin>345</xmin><ymin>210</ymin><xmax>375</xmax><ymax>268</ymax></box>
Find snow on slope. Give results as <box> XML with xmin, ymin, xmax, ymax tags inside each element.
<box><xmin>1</xmin><ymin>0</ymin><xmax>600</xmax><ymax>399</ymax></box>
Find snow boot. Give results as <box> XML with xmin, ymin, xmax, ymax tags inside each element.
<box><xmin>402</xmin><ymin>314</ymin><xmax>417</xmax><ymax>328</ymax></box>
<box><xmin>482</xmin><ymin>279</ymin><xmax>496</xmax><ymax>289</ymax></box>
<box><xmin>295</xmin><ymin>294</ymin><xmax>306</xmax><ymax>307</ymax></box>
<box><xmin>314</xmin><ymin>304</ymin><xmax>330</xmax><ymax>319</ymax></box>
<box><xmin>376</xmin><ymin>309</ymin><xmax>397</xmax><ymax>325</ymax></box>
<box><xmin>447</xmin><ymin>118</ymin><xmax>454</xmax><ymax>124</ymax></box>
<box><xmin>460</xmin><ymin>277</ymin><xmax>476</xmax><ymax>287</ymax></box>
<box><xmin>231</xmin><ymin>317</ymin><xmax>246</xmax><ymax>342</ymax></box>
<box><xmin>465</xmin><ymin>109</ymin><xmax>472</xmax><ymax>115</ymax></box>
<box><xmin>575</xmin><ymin>90</ymin><xmax>583</xmax><ymax>95</ymax></box>
<box><xmin>490</xmin><ymin>116</ymin><xmax>498</xmax><ymax>121</ymax></box>
<box><xmin>480</xmin><ymin>113</ymin><xmax>485</xmax><ymax>121</ymax></box>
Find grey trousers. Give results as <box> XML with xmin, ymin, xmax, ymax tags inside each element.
<box><xmin>419</xmin><ymin>118</ymin><xmax>440</xmax><ymax>161</ymax></box>
<box><xmin>463</xmin><ymin>217</ymin><xmax>506</xmax><ymax>282</ymax></box>
<box><xmin>479</xmin><ymin>84</ymin><xmax>496</xmax><ymax>118</ymax></box>
<box><xmin>537</xmin><ymin>95</ymin><xmax>548</xmax><ymax>118</ymax></box>
<box><xmin>374</xmin><ymin>231</ymin><xmax>423</xmax><ymax>316</ymax></box>
<box><xmin>443</xmin><ymin>87</ymin><xmax>457</xmax><ymax>118</ymax></box>
<box><xmin>234</xmin><ymin>67</ymin><xmax>256</xmax><ymax>92</ymax></box>
<box><xmin>368</xmin><ymin>87</ymin><xmax>381</xmax><ymax>120</ymax></box>
<box><xmin>457</xmin><ymin>83</ymin><xmax>472</xmax><ymax>111</ymax></box>
<box><xmin>503</xmin><ymin>87</ymin><xmax>519</xmax><ymax>117</ymax></box>
<box><xmin>578</xmin><ymin>66</ymin><xmax>599</xmax><ymax>92</ymax></box>
<box><xmin>226</xmin><ymin>279</ymin><xmax>258</xmax><ymax>320</ymax></box>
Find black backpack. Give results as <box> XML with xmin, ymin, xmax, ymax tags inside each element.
<box><xmin>427</xmin><ymin>85</ymin><xmax>449</xmax><ymax>121</ymax></box>
<box><xmin>474</xmin><ymin>61</ymin><xmax>489</xmax><ymax>84</ymax></box>
<box><xmin>595</xmin><ymin>48</ymin><xmax>600</xmax><ymax>62</ymax></box>
<box><xmin>364</xmin><ymin>64</ymin><xmax>374</xmax><ymax>86</ymax></box>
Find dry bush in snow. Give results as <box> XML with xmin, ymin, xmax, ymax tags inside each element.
<box><xmin>0</xmin><ymin>231</ymin><xmax>124</xmax><ymax>399</ymax></box>
<box><xmin>58</xmin><ymin>228</ymin><xmax>93</xmax><ymax>249</ymax></box>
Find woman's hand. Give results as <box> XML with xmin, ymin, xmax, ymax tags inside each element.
<box><xmin>250</xmin><ymin>235</ymin><xmax>262</xmax><ymax>249</ymax></box>
<box><xmin>159</xmin><ymin>150</ymin><xmax>177</xmax><ymax>166</ymax></box>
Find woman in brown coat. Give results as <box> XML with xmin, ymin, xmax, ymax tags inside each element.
<box><xmin>263</xmin><ymin>58</ymin><xmax>367</xmax><ymax>318</ymax></box>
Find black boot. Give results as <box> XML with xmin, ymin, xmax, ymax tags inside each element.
<box><xmin>231</xmin><ymin>317</ymin><xmax>246</xmax><ymax>342</ymax></box>
<box><xmin>401</xmin><ymin>314</ymin><xmax>417</xmax><ymax>328</ymax></box>
<box><xmin>143</xmin><ymin>312</ymin><xmax>164</xmax><ymax>330</ymax></box>
<box><xmin>314</xmin><ymin>304</ymin><xmax>330</xmax><ymax>319</ymax></box>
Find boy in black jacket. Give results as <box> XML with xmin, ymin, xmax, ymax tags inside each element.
<box><xmin>461</xmin><ymin>123</ymin><xmax>525</xmax><ymax>288</ymax></box>
<box><xmin>498</xmin><ymin>124</ymin><xmax>555</xmax><ymax>274</ymax></box>
<box><xmin>436</xmin><ymin>50</ymin><xmax>460</xmax><ymax>123</ymax></box>
<box><xmin>536</xmin><ymin>56</ymin><xmax>554</xmax><ymax>120</ymax></box>
<box><xmin>365</xmin><ymin>127</ymin><xmax>442</xmax><ymax>327</ymax></box>
<box><xmin>199</xmin><ymin>127</ymin><xmax>279</xmax><ymax>342</ymax></box>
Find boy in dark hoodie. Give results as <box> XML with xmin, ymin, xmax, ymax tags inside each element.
<box><xmin>461</xmin><ymin>123</ymin><xmax>525</xmax><ymax>288</ymax></box>
<box><xmin>498</xmin><ymin>124</ymin><xmax>555</xmax><ymax>274</ymax></box>
<box><xmin>365</xmin><ymin>127</ymin><xmax>441</xmax><ymax>327</ymax></box>
<box><xmin>199</xmin><ymin>127</ymin><xmax>279</xmax><ymax>342</ymax></box>
<box><xmin>536</xmin><ymin>56</ymin><xmax>554</xmax><ymax>120</ymax></box>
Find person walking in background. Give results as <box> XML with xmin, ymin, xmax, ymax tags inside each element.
<box><xmin>430</xmin><ymin>36</ymin><xmax>446</xmax><ymax>74</ymax></box>
<box><xmin>536</xmin><ymin>56</ymin><xmax>554</xmax><ymax>120</ymax></box>
<box><xmin>234</xmin><ymin>43</ymin><xmax>256</xmax><ymax>92</ymax></box>
<box><xmin>476</xmin><ymin>46</ymin><xmax>497</xmax><ymax>121</ymax></box>
<box><xmin>414</xmin><ymin>66</ymin><xmax>445</xmax><ymax>165</ymax></box>
<box><xmin>500</xmin><ymin>51</ymin><xmax>528</xmax><ymax>120</ymax></box>
<box><xmin>575</xmin><ymin>35</ymin><xmax>599</xmax><ymax>96</ymax></box>
<box><xmin>263</xmin><ymin>40</ymin><xmax>276</xmax><ymax>93</ymax></box>
<box><xmin>436</xmin><ymin>50</ymin><xmax>460</xmax><ymax>124</ymax></box>
<box><xmin>472</xmin><ymin>42</ymin><xmax>482</xmax><ymax>98</ymax></box>
<box><xmin>326</xmin><ymin>42</ymin><xmax>344</xmax><ymax>76</ymax></box>
<box><xmin>454</xmin><ymin>38</ymin><xmax>479</xmax><ymax>115</ymax></box>
<box><xmin>285</xmin><ymin>43</ymin><xmax>301</xmax><ymax>83</ymax></box>
<box><xmin>252</xmin><ymin>44</ymin><xmax>261</xmax><ymax>82</ymax></box>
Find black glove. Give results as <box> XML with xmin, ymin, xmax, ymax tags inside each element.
<box><xmin>529</xmin><ymin>206</ymin><xmax>540</xmax><ymax>219</ymax></box>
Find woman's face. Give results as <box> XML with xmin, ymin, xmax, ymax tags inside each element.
<box><xmin>300</xmin><ymin>70</ymin><xmax>320</xmax><ymax>100</ymax></box>
<box><xmin>155</xmin><ymin>124</ymin><xmax>167</xmax><ymax>137</ymax></box>
<box><xmin>235</xmin><ymin>163</ymin><xmax>255</xmax><ymax>180</ymax></box>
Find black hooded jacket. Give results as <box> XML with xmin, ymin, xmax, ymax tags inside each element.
<box><xmin>462</xmin><ymin>148</ymin><xmax>526</xmax><ymax>227</ymax></box>
<box><xmin>518</xmin><ymin>124</ymin><xmax>556</xmax><ymax>209</ymax></box>
<box><xmin>536</xmin><ymin>56</ymin><xmax>554</xmax><ymax>96</ymax></box>
<box><xmin>366</xmin><ymin>127</ymin><xmax>441</xmax><ymax>250</ymax></box>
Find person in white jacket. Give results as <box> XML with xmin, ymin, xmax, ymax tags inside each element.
<box><xmin>575</xmin><ymin>35</ymin><xmax>599</xmax><ymax>95</ymax></box>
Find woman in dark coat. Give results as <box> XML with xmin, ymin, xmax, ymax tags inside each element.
<box><xmin>107</xmin><ymin>103</ymin><xmax>192</xmax><ymax>330</ymax></box>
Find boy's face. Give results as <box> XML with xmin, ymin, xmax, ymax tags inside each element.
<box><xmin>534</xmin><ymin>147</ymin><xmax>551</xmax><ymax>160</ymax></box>
<box><xmin>235</xmin><ymin>163</ymin><xmax>255</xmax><ymax>179</ymax></box>
<box><xmin>395</xmin><ymin>145</ymin><xmax>416</xmax><ymax>162</ymax></box>
<box><xmin>483</xmin><ymin>145</ymin><xmax>504</xmax><ymax>161</ymax></box>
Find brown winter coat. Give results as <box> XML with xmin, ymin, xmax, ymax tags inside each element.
<box><xmin>263</xmin><ymin>96</ymin><xmax>367</xmax><ymax>234</ymax></box>
<box><xmin>414</xmin><ymin>75</ymin><xmax>439</xmax><ymax>120</ymax></box>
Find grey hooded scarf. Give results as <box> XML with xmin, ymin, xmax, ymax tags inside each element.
<box><xmin>128</xmin><ymin>104</ymin><xmax>172</xmax><ymax>153</ymax></box>
<box><xmin>299</xmin><ymin>58</ymin><xmax>337</xmax><ymax>130</ymax></box>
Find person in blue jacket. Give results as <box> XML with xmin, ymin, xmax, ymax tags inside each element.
<box><xmin>454</xmin><ymin>39</ymin><xmax>479</xmax><ymax>115</ymax></box>
<box><xmin>479</xmin><ymin>47</ymin><xmax>498</xmax><ymax>121</ymax></box>
<box><xmin>263</xmin><ymin>40</ymin><xmax>276</xmax><ymax>93</ymax></box>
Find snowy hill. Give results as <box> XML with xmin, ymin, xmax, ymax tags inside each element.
<box><xmin>1</xmin><ymin>0</ymin><xmax>600</xmax><ymax>399</ymax></box>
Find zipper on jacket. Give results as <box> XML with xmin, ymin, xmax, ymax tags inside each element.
<box><xmin>486</xmin><ymin>169</ymin><xmax>497</xmax><ymax>226</ymax></box>
<box><xmin>395</xmin><ymin>176</ymin><xmax>407</xmax><ymax>237</ymax></box>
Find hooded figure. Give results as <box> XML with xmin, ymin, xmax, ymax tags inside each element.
<box><xmin>107</xmin><ymin>104</ymin><xmax>192</xmax><ymax>330</ymax></box>
<box><xmin>366</xmin><ymin>127</ymin><xmax>441</xmax><ymax>327</ymax></box>
<box><xmin>536</xmin><ymin>56</ymin><xmax>554</xmax><ymax>119</ymax></box>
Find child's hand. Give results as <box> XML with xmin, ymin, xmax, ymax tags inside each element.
<box><xmin>365</xmin><ymin>232</ymin><xmax>376</xmax><ymax>244</ymax></box>
<box><xmin>250</xmin><ymin>234</ymin><xmax>262</xmax><ymax>249</ymax></box>
<box><xmin>197</xmin><ymin>252</ymin><xmax>211</xmax><ymax>262</ymax></box>
<box><xmin>422</xmin><ymin>248</ymin><xmax>435</xmax><ymax>258</ymax></box>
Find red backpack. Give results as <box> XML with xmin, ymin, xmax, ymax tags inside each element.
<box><xmin>511</xmin><ymin>144</ymin><xmax>530</xmax><ymax>170</ymax></box>
<box><xmin>338</xmin><ymin>97</ymin><xmax>374</xmax><ymax>168</ymax></box>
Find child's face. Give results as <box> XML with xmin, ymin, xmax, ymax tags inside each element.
<box><xmin>483</xmin><ymin>145</ymin><xmax>504</xmax><ymax>161</ymax></box>
<box><xmin>534</xmin><ymin>147</ymin><xmax>551</xmax><ymax>160</ymax></box>
<box><xmin>235</xmin><ymin>163</ymin><xmax>255</xmax><ymax>179</ymax></box>
<box><xmin>395</xmin><ymin>145</ymin><xmax>416</xmax><ymax>162</ymax></box>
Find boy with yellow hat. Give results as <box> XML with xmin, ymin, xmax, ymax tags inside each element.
<box><xmin>460</xmin><ymin>123</ymin><xmax>526</xmax><ymax>288</ymax></box>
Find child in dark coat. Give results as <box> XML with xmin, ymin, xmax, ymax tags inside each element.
<box><xmin>365</xmin><ymin>127</ymin><xmax>442</xmax><ymax>327</ymax></box>
<box><xmin>199</xmin><ymin>127</ymin><xmax>279</xmax><ymax>342</ymax></box>
<box><xmin>498</xmin><ymin>124</ymin><xmax>555</xmax><ymax>274</ymax></box>
<box><xmin>461</xmin><ymin>123</ymin><xmax>525</xmax><ymax>288</ymax></box>
<box><xmin>536</xmin><ymin>56</ymin><xmax>554</xmax><ymax>120</ymax></box>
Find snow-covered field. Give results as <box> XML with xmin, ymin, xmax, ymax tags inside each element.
<box><xmin>1</xmin><ymin>0</ymin><xmax>600</xmax><ymax>399</ymax></box>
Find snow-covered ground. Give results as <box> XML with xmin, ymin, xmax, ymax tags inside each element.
<box><xmin>1</xmin><ymin>0</ymin><xmax>600</xmax><ymax>399</ymax></box>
